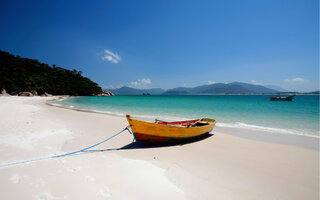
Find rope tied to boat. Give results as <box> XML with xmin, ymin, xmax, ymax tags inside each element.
<box><xmin>0</xmin><ymin>125</ymin><xmax>132</xmax><ymax>168</ymax></box>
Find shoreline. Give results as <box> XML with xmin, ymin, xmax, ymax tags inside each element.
<box><xmin>0</xmin><ymin>96</ymin><xmax>319</xmax><ymax>199</ymax></box>
<box><xmin>49</xmin><ymin>96</ymin><xmax>320</xmax><ymax>150</ymax></box>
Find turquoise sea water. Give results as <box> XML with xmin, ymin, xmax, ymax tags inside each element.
<box><xmin>53</xmin><ymin>95</ymin><xmax>319</xmax><ymax>138</ymax></box>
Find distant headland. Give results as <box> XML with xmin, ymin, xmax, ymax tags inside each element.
<box><xmin>0</xmin><ymin>50</ymin><xmax>113</xmax><ymax>96</ymax></box>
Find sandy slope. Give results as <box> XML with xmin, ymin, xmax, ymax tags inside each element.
<box><xmin>0</xmin><ymin>96</ymin><xmax>318</xmax><ymax>200</ymax></box>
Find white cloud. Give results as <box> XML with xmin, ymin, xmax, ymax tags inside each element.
<box><xmin>284</xmin><ymin>78</ymin><xmax>306</xmax><ymax>83</ymax></box>
<box><xmin>130</xmin><ymin>78</ymin><xmax>152</xmax><ymax>88</ymax></box>
<box><xmin>250</xmin><ymin>80</ymin><xmax>264</xmax><ymax>85</ymax></box>
<box><xmin>101</xmin><ymin>49</ymin><xmax>121</xmax><ymax>64</ymax></box>
<box><xmin>208</xmin><ymin>81</ymin><xmax>216</xmax><ymax>85</ymax></box>
<box><xmin>281</xmin><ymin>77</ymin><xmax>313</xmax><ymax>92</ymax></box>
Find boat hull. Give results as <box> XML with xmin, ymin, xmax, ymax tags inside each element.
<box><xmin>270</xmin><ymin>98</ymin><xmax>292</xmax><ymax>101</ymax></box>
<box><xmin>270</xmin><ymin>95</ymin><xmax>295</xmax><ymax>101</ymax></box>
<box><xmin>126</xmin><ymin>115</ymin><xmax>216</xmax><ymax>142</ymax></box>
<box><xmin>133</xmin><ymin>132</ymin><xmax>210</xmax><ymax>142</ymax></box>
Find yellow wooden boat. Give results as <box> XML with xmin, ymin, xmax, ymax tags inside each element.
<box><xmin>126</xmin><ymin>115</ymin><xmax>216</xmax><ymax>142</ymax></box>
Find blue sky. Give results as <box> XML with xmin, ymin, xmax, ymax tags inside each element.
<box><xmin>0</xmin><ymin>0</ymin><xmax>318</xmax><ymax>92</ymax></box>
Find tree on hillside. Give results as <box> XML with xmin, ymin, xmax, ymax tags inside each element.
<box><xmin>0</xmin><ymin>50</ymin><xmax>102</xmax><ymax>95</ymax></box>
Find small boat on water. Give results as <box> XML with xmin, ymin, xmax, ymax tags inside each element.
<box><xmin>270</xmin><ymin>95</ymin><xmax>296</xmax><ymax>101</ymax></box>
<box><xmin>126</xmin><ymin>115</ymin><xmax>216</xmax><ymax>142</ymax></box>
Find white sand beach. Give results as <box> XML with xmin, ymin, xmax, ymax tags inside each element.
<box><xmin>0</xmin><ymin>96</ymin><xmax>318</xmax><ymax>200</ymax></box>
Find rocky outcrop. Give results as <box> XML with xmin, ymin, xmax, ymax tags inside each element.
<box><xmin>40</xmin><ymin>92</ymin><xmax>53</xmax><ymax>97</ymax></box>
<box><xmin>96</xmin><ymin>91</ymin><xmax>115</xmax><ymax>96</ymax></box>
<box><xmin>1</xmin><ymin>89</ymin><xmax>10</xmax><ymax>96</ymax></box>
<box><xmin>31</xmin><ymin>90</ymin><xmax>38</xmax><ymax>96</ymax></box>
<box><xmin>19</xmin><ymin>92</ymin><xmax>33</xmax><ymax>96</ymax></box>
<box><xmin>105</xmin><ymin>91</ymin><xmax>115</xmax><ymax>96</ymax></box>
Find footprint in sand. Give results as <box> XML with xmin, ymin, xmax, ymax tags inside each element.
<box><xmin>29</xmin><ymin>178</ymin><xmax>46</xmax><ymax>188</ymax></box>
<box><xmin>99</xmin><ymin>189</ymin><xmax>112</xmax><ymax>198</ymax></box>
<box><xmin>85</xmin><ymin>175</ymin><xmax>95</xmax><ymax>182</ymax></box>
<box><xmin>66</xmin><ymin>166</ymin><xmax>82</xmax><ymax>172</ymax></box>
<box><xmin>35</xmin><ymin>192</ymin><xmax>66</xmax><ymax>200</ymax></box>
<box><xmin>8</xmin><ymin>173</ymin><xmax>27</xmax><ymax>183</ymax></box>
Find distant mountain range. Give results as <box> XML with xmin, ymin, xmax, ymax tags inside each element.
<box><xmin>109</xmin><ymin>87</ymin><xmax>165</xmax><ymax>95</ymax></box>
<box><xmin>109</xmin><ymin>82</ymin><xmax>288</xmax><ymax>95</ymax></box>
<box><xmin>163</xmin><ymin>82</ymin><xmax>279</xmax><ymax>94</ymax></box>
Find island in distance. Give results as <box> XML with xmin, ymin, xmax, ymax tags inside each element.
<box><xmin>108</xmin><ymin>82</ymin><xmax>293</xmax><ymax>95</ymax></box>
<box><xmin>109</xmin><ymin>83</ymin><xmax>319</xmax><ymax>96</ymax></box>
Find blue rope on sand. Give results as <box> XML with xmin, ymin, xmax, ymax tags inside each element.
<box><xmin>0</xmin><ymin>126</ymin><xmax>131</xmax><ymax>168</ymax></box>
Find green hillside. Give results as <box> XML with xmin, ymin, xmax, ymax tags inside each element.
<box><xmin>0</xmin><ymin>50</ymin><xmax>102</xmax><ymax>96</ymax></box>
